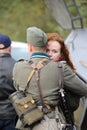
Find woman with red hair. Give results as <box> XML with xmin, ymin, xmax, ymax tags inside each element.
<box><xmin>46</xmin><ymin>32</ymin><xmax>82</xmax><ymax>130</ymax></box>
<box><xmin>46</xmin><ymin>32</ymin><xmax>75</xmax><ymax>70</ymax></box>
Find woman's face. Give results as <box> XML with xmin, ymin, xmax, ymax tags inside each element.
<box><xmin>46</xmin><ymin>40</ymin><xmax>61</xmax><ymax>62</ymax></box>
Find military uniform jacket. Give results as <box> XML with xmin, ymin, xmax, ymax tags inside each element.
<box><xmin>13</xmin><ymin>52</ymin><xmax>87</xmax><ymax>107</ymax></box>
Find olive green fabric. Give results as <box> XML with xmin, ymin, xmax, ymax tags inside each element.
<box><xmin>27</xmin><ymin>27</ymin><xmax>47</xmax><ymax>47</ymax></box>
<box><xmin>13</xmin><ymin>58</ymin><xmax>87</xmax><ymax>130</ymax></box>
<box><xmin>10</xmin><ymin>92</ymin><xmax>44</xmax><ymax>127</ymax></box>
<box><xmin>16</xmin><ymin>116</ymin><xmax>60</xmax><ymax>130</ymax></box>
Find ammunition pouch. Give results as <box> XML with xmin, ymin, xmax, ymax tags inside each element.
<box><xmin>9</xmin><ymin>91</ymin><xmax>44</xmax><ymax>127</ymax></box>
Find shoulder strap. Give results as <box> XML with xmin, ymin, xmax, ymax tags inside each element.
<box><xmin>58</xmin><ymin>62</ymin><xmax>74</xmax><ymax>126</ymax></box>
<box><xmin>25</xmin><ymin>58</ymin><xmax>48</xmax><ymax>110</ymax></box>
<box><xmin>35</xmin><ymin>65</ymin><xmax>45</xmax><ymax>107</ymax></box>
<box><xmin>25</xmin><ymin>58</ymin><xmax>48</xmax><ymax>92</ymax></box>
<box><xmin>58</xmin><ymin>62</ymin><xmax>64</xmax><ymax>89</ymax></box>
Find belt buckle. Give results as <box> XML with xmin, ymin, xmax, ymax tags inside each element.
<box><xmin>38</xmin><ymin>104</ymin><xmax>51</xmax><ymax>114</ymax></box>
<box><xmin>42</xmin><ymin>104</ymin><xmax>51</xmax><ymax>113</ymax></box>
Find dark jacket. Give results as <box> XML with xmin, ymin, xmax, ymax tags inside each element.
<box><xmin>0</xmin><ymin>53</ymin><xmax>17</xmax><ymax>119</ymax></box>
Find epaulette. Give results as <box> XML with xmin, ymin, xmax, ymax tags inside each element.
<box><xmin>17</xmin><ymin>59</ymin><xmax>28</xmax><ymax>62</ymax></box>
<box><xmin>58</xmin><ymin>61</ymin><xmax>66</xmax><ymax>64</ymax></box>
<box><xmin>57</xmin><ymin>61</ymin><xmax>66</xmax><ymax>69</ymax></box>
<box><xmin>28</xmin><ymin>59</ymin><xmax>49</xmax><ymax>66</ymax></box>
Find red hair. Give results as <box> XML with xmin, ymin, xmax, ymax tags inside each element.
<box><xmin>47</xmin><ymin>33</ymin><xmax>75</xmax><ymax>70</ymax></box>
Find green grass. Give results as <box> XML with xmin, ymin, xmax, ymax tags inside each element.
<box><xmin>0</xmin><ymin>0</ymin><xmax>87</xmax><ymax>42</ymax></box>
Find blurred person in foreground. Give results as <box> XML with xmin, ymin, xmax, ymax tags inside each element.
<box><xmin>13</xmin><ymin>27</ymin><xmax>87</xmax><ymax>130</ymax></box>
<box><xmin>0</xmin><ymin>34</ymin><xmax>17</xmax><ymax>130</ymax></box>
<box><xmin>46</xmin><ymin>32</ymin><xmax>86</xmax><ymax>130</ymax></box>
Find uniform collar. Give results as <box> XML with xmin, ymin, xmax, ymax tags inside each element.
<box><xmin>0</xmin><ymin>53</ymin><xmax>11</xmax><ymax>57</ymax></box>
<box><xmin>30</xmin><ymin>52</ymin><xmax>50</xmax><ymax>59</ymax></box>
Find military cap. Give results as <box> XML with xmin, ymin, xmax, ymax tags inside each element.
<box><xmin>0</xmin><ymin>34</ymin><xmax>11</xmax><ymax>49</ymax></box>
<box><xmin>27</xmin><ymin>26</ymin><xmax>47</xmax><ymax>47</ymax></box>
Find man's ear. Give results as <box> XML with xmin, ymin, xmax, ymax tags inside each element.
<box><xmin>28</xmin><ymin>44</ymin><xmax>33</xmax><ymax>54</ymax></box>
<box><xmin>8</xmin><ymin>46</ymin><xmax>11</xmax><ymax>53</ymax></box>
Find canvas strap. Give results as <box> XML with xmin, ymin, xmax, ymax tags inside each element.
<box><xmin>27</xmin><ymin>58</ymin><xmax>47</xmax><ymax>84</ymax></box>
<box><xmin>58</xmin><ymin>62</ymin><xmax>64</xmax><ymax>89</ymax></box>
<box><xmin>25</xmin><ymin>58</ymin><xmax>48</xmax><ymax>111</ymax></box>
<box><xmin>24</xmin><ymin>58</ymin><xmax>48</xmax><ymax>92</ymax></box>
<box><xmin>57</xmin><ymin>61</ymin><xmax>74</xmax><ymax>127</ymax></box>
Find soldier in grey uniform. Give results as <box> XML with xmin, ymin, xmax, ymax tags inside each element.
<box><xmin>13</xmin><ymin>27</ymin><xmax>87</xmax><ymax>130</ymax></box>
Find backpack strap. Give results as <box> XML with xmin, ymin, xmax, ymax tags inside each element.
<box><xmin>58</xmin><ymin>61</ymin><xmax>74</xmax><ymax>127</ymax></box>
<box><xmin>58</xmin><ymin>62</ymin><xmax>64</xmax><ymax>89</ymax></box>
<box><xmin>24</xmin><ymin>58</ymin><xmax>48</xmax><ymax>92</ymax></box>
<box><xmin>25</xmin><ymin>58</ymin><xmax>49</xmax><ymax>113</ymax></box>
<box><xmin>27</xmin><ymin>58</ymin><xmax>48</xmax><ymax>84</ymax></box>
